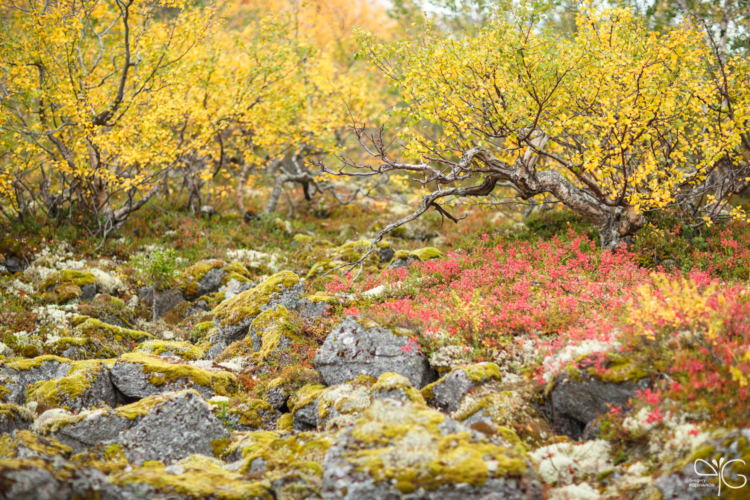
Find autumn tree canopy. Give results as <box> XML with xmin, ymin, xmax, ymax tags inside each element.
<box><xmin>321</xmin><ymin>2</ymin><xmax>750</xmax><ymax>249</ymax></box>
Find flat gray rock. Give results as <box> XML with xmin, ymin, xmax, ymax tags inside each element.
<box><xmin>0</xmin><ymin>458</ymin><xmax>120</xmax><ymax>500</ymax></box>
<box><xmin>0</xmin><ymin>358</ymin><xmax>71</xmax><ymax>405</ymax></box>
<box><xmin>549</xmin><ymin>370</ymin><xmax>651</xmax><ymax>439</ymax></box>
<box><xmin>117</xmin><ymin>391</ymin><xmax>229</xmax><ymax>465</ymax></box>
<box><xmin>0</xmin><ymin>404</ymin><xmax>33</xmax><ymax>434</ymax></box>
<box><xmin>315</xmin><ymin>317</ymin><xmax>434</xmax><ymax>388</ymax></box>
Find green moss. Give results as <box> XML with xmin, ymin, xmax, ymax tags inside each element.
<box><xmin>372</xmin><ymin>372</ymin><xmax>425</xmax><ymax>404</ymax></box>
<box><xmin>463</xmin><ymin>363</ymin><xmax>503</xmax><ymax>383</ymax></box>
<box><xmin>239</xmin><ymin>432</ymin><xmax>334</xmax><ymax>477</ymax></box>
<box><xmin>54</xmin><ymin>283</ymin><xmax>81</xmax><ymax>303</ymax></box>
<box><xmin>393</xmin><ymin>250</ymin><xmax>410</xmax><ymax>260</ymax></box>
<box><xmin>179</xmin><ymin>260</ymin><xmax>227</xmax><ymax>297</ymax></box>
<box><xmin>376</xmin><ymin>240</ymin><xmax>391</xmax><ymax>249</ymax></box>
<box><xmin>0</xmin><ymin>403</ymin><xmax>32</xmax><ymax>424</ymax></box>
<box><xmin>110</xmin><ymin>463</ymin><xmax>273</xmax><ymax>500</ymax></box>
<box><xmin>409</xmin><ymin>247</ymin><xmax>443</xmax><ymax>261</ymax></box>
<box><xmin>47</xmin><ymin>336</ymin><xmax>118</xmax><ymax>360</ymax></box>
<box><xmin>104</xmin><ymin>443</ymin><xmax>127</xmax><ymax>461</ymax></box>
<box><xmin>566</xmin><ymin>364</ymin><xmax>583</xmax><ymax>381</ymax></box>
<box><xmin>0</xmin><ymin>430</ymin><xmax>72</xmax><ymax>459</ymax></box>
<box><xmin>306</xmin><ymin>260</ymin><xmax>337</xmax><ymax>279</ymax></box>
<box><xmin>211</xmin><ymin>437</ymin><xmax>231</xmax><ymax>457</ymax></box>
<box><xmin>70</xmin><ymin>315</ymin><xmax>90</xmax><ymax>327</ymax></box>
<box><xmin>337</xmin><ymin>240</ymin><xmax>373</xmax><ymax>262</ymax></box>
<box><xmin>134</xmin><ymin>340</ymin><xmax>205</xmax><ymax>361</ymax></box>
<box><xmin>213</xmin><ymin>271</ymin><xmax>299</xmax><ymax>330</ymax></box>
<box><xmin>27</xmin><ymin>360</ymin><xmax>107</xmax><ymax>410</ymax></box>
<box><xmin>142</xmin><ymin>460</ymin><xmax>165</xmax><ymax>468</ymax></box>
<box><xmin>117</xmin><ymin>353</ymin><xmax>239</xmax><ymax>396</ymax></box>
<box><xmin>288</xmin><ymin>384</ymin><xmax>326</xmax><ymax>415</ymax></box>
<box><xmin>191</xmin><ymin>321</ymin><xmax>217</xmax><ymax>342</ymax></box>
<box><xmin>40</xmin><ymin>270</ymin><xmax>95</xmax><ymax>290</ymax></box>
<box><xmin>293</xmin><ymin>234</ymin><xmax>314</xmax><ymax>245</ymax></box>
<box><xmin>347</xmin><ymin>400</ymin><xmax>528</xmax><ymax>492</ymax></box>
<box><xmin>4</xmin><ymin>355</ymin><xmax>71</xmax><ymax>371</ymax></box>
<box><xmin>587</xmin><ymin>353</ymin><xmax>651</xmax><ymax>383</ymax></box>
<box><xmin>74</xmin><ymin>318</ymin><xmax>154</xmax><ymax>344</ymax></box>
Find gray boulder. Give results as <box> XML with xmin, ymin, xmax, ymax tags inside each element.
<box><xmin>321</xmin><ymin>399</ymin><xmax>542</xmax><ymax>500</ymax></box>
<box><xmin>136</xmin><ymin>286</ymin><xmax>185</xmax><ymax>318</ymax></box>
<box><xmin>422</xmin><ymin>363</ymin><xmax>503</xmax><ymax>413</ymax></box>
<box><xmin>0</xmin><ymin>403</ymin><xmax>33</xmax><ymax>434</ymax></box>
<box><xmin>209</xmin><ymin>271</ymin><xmax>303</xmax><ymax>359</ymax></box>
<box><xmin>315</xmin><ymin>317</ymin><xmax>435</xmax><ymax>388</ymax></box>
<box><xmin>110</xmin><ymin>353</ymin><xmax>238</xmax><ymax>400</ymax></box>
<box><xmin>117</xmin><ymin>390</ymin><xmax>230</xmax><ymax>465</ymax></box>
<box><xmin>40</xmin><ymin>408</ymin><xmax>134</xmax><ymax>454</ymax></box>
<box><xmin>0</xmin><ymin>356</ymin><xmax>71</xmax><ymax>405</ymax></box>
<box><xmin>26</xmin><ymin>360</ymin><xmax>118</xmax><ymax>413</ymax></box>
<box><xmin>196</xmin><ymin>267</ymin><xmax>226</xmax><ymax>298</ymax></box>
<box><xmin>548</xmin><ymin>369</ymin><xmax>651</xmax><ymax>439</ymax></box>
<box><xmin>0</xmin><ymin>458</ymin><xmax>120</xmax><ymax>500</ymax></box>
<box><xmin>80</xmin><ymin>284</ymin><xmax>97</xmax><ymax>301</ymax></box>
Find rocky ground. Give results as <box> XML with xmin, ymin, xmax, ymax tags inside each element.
<box><xmin>0</xmin><ymin>212</ymin><xmax>746</xmax><ymax>500</ymax></box>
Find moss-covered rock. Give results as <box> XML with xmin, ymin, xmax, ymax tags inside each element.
<box><xmin>421</xmin><ymin>362</ymin><xmax>503</xmax><ymax>413</ymax></box>
<box><xmin>230</xmin><ymin>430</ymin><xmax>335</xmax><ymax>498</ymax></box>
<box><xmin>72</xmin><ymin>317</ymin><xmax>154</xmax><ymax>356</ymax></box>
<box><xmin>178</xmin><ymin>259</ymin><xmax>249</xmax><ymax>300</ymax></box>
<box><xmin>39</xmin><ymin>270</ymin><xmax>96</xmax><ymax>291</ymax></box>
<box><xmin>453</xmin><ymin>383</ymin><xmax>553</xmax><ymax>448</ymax></box>
<box><xmin>210</xmin><ymin>271</ymin><xmax>301</xmax><ymax>358</ymax></box>
<box><xmin>321</xmin><ymin>398</ymin><xmax>541</xmax><ymax>499</ymax></box>
<box><xmin>0</xmin><ymin>355</ymin><xmax>72</xmax><ymax>404</ymax></box>
<box><xmin>372</xmin><ymin>372</ymin><xmax>426</xmax><ymax>404</ymax></box>
<box><xmin>110</xmin><ymin>352</ymin><xmax>239</xmax><ymax>399</ymax></box>
<box><xmin>134</xmin><ymin>340</ymin><xmax>205</xmax><ymax>361</ymax></box>
<box><xmin>0</xmin><ymin>455</ymin><xmax>123</xmax><ymax>499</ymax></box>
<box><xmin>0</xmin><ymin>430</ymin><xmax>72</xmax><ymax>459</ymax></box>
<box><xmin>52</xmin><ymin>282</ymin><xmax>81</xmax><ymax>304</ymax></box>
<box><xmin>110</xmin><ymin>457</ymin><xmax>273</xmax><ymax>500</ymax></box>
<box><xmin>46</xmin><ymin>336</ymin><xmax>119</xmax><ymax>360</ymax></box>
<box><xmin>26</xmin><ymin>359</ymin><xmax>117</xmax><ymax>412</ymax></box>
<box><xmin>287</xmin><ymin>383</ymin><xmax>326</xmax><ymax>432</ymax></box>
<box><xmin>0</xmin><ymin>402</ymin><xmax>33</xmax><ymax>434</ymax></box>
<box><xmin>209</xmin><ymin>395</ymin><xmax>281</xmax><ymax>432</ymax></box>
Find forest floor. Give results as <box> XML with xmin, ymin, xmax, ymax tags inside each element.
<box><xmin>0</xmin><ymin>195</ymin><xmax>748</xmax><ymax>500</ymax></box>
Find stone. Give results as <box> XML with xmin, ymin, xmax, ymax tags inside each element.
<box><xmin>26</xmin><ymin>360</ymin><xmax>117</xmax><ymax>413</ymax></box>
<box><xmin>315</xmin><ymin>316</ymin><xmax>435</xmax><ymax>388</ymax></box>
<box><xmin>116</xmin><ymin>390</ymin><xmax>231</xmax><ymax>466</ymax></box>
<box><xmin>5</xmin><ymin>255</ymin><xmax>22</xmax><ymax>273</ymax></box>
<box><xmin>547</xmin><ymin>369</ymin><xmax>651</xmax><ymax>439</ymax></box>
<box><xmin>0</xmin><ymin>356</ymin><xmax>72</xmax><ymax>405</ymax></box>
<box><xmin>197</xmin><ymin>267</ymin><xmax>226</xmax><ymax>297</ymax></box>
<box><xmin>422</xmin><ymin>363</ymin><xmax>503</xmax><ymax>413</ymax></box>
<box><xmin>80</xmin><ymin>284</ymin><xmax>97</xmax><ymax>301</ymax></box>
<box><xmin>136</xmin><ymin>286</ymin><xmax>185</xmax><ymax>318</ymax></box>
<box><xmin>40</xmin><ymin>407</ymin><xmax>134</xmax><ymax>454</ymax></box>
<box><xmin>0</xmin><ymin>404</ymin><xmax>33</xmax><ymax>434</ymax></box>
<box><xmin>321</xmin><ymin>399</ymin><xmax>542</xmax><ymax>500</ymax></box>
<box><xmin>0</xmin><ymin>457</ymin><xmax>120</xmax><ymax>500</ymax></box>
<box><xmin>209</xmin><ymin>271</ymin><xmax>302</xmax><ymax>359</ymax></box>
<box><xmin>110</xmin><ymin>353</ymin><xmax>239</xmax><ymax>399</ymax></box>
<box><xmin>209</xmin><ymin>397</ymin><xmax>281</xmax><ymax>432</ymax></box>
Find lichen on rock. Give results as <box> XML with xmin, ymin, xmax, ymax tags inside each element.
<box><xmin>26</xmin><ymin>359</ymin><xmax>117</xmax><ymax>413</ymax></box>
<box><xmin>321</xmin><ymin>398</ymin><xmax>541</xmax><ymax>499</ymax></box>
<box><xmin>110</xmin><ymin>352</ymin><xmax>239</xmax><ymax>399</ymax></box>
